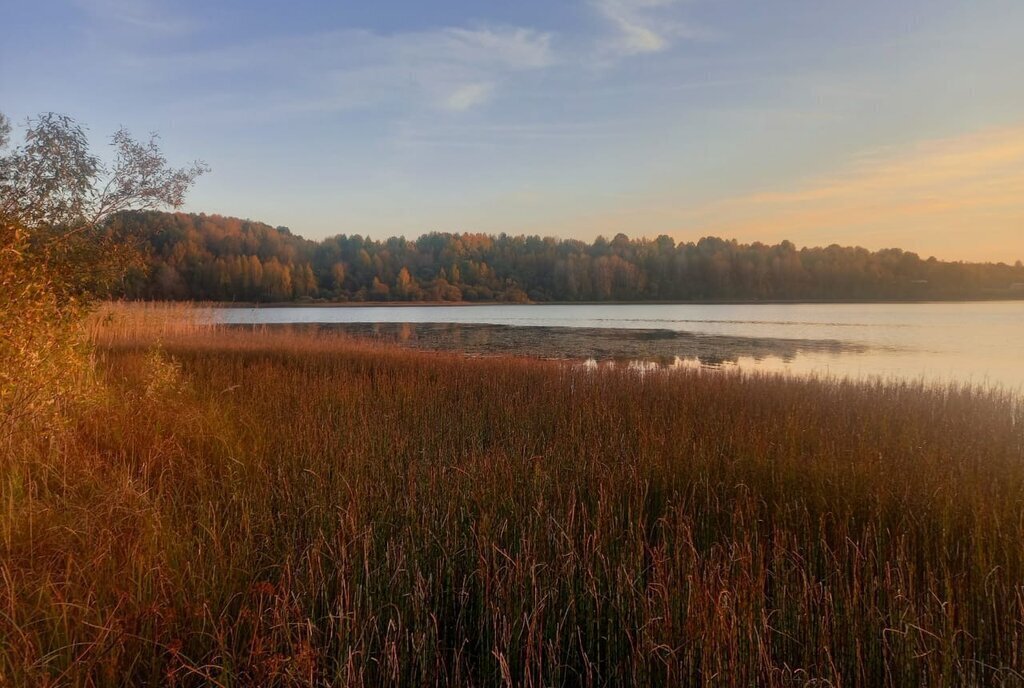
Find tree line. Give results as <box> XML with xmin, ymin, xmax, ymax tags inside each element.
<box><xmin>108</xmin><ymin>210</ymin><xmax>1024</xmax><ymax>303</ymax></box>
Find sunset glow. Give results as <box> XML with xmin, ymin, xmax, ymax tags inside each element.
<box><xmin>4</xmin><ymin>1</ymin><xmax>1022</xmax><ymax>261</ymax></box>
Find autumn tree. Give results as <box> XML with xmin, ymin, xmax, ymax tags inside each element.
<box><xmin>394</xmin><ymin>266</ymin><xmax>416</xmax><ymax>299</ymax></box>
<box><xmin>0</xmin><ymin>112</ymin><xmax>206</xmax><ymax>439</ymax></box>
<box><xmin>101</xmin><ymin>210</ymin><xmax>1024</xmax><ymax>304</ymax></box>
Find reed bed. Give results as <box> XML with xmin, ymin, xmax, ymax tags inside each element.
<box><xmin>2</xmin><ymin>312</ymin><xmax>1023</xmax><ymax>686</ymax></box>
<box><xmin>86</xmin><ymin>301</ymin><xmax>220</xmax><ymax>344</ymax></box>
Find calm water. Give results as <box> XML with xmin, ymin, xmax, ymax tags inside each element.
<box><xmin>215</xmin><ymin>302</ymin><xmax>1024</xmax><ymax>389</ymax></box>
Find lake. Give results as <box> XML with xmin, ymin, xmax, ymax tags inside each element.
<box><xmin>215</xmin><ymin>301</ymin><xmax>1024</xmax><ymax>389</ymax></box>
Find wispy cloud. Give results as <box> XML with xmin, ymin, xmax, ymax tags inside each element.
<box><xmin>443</xmin><ymin>83</ymin><xmax>495</xmax><ymax>112</ymax></box>
<box><xmin>443</xmin><ymin>27</ymin><xmax>554</xmax><ymax>69</ymax></box>
<box><xmin>124</xmin><ymin>24</ymin><xmax>552</xmax><ymax>118</ymax></box>
<box><xmin>71</xmin><ymin>0</ymin><xmax>195</xmax><ymax>35</ymax></box>
<box><xmin>592</xmin><ymin>0</ymin><xmax>711</xmax><ymax>57</ymax></box>
<box><xmin>743</xmin><ymin>129</ymin><xmax>1024</xmax><ymax>207</ymax></box>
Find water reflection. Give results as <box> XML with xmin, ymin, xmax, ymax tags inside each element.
<box><xmin>214</xmin><ymin>302</ymin><xmax>1024</xmax><ymax>389</ymax></box>
<box><xmin>260</xmin><ymin>321</ymin><xmax>867</xmax><ymax>365</ymax></box>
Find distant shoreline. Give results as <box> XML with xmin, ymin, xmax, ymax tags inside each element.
<box><xmin>153</xmin><ymin>295</ymin><xmax>1024</xmax><ymax>308</ymax></box>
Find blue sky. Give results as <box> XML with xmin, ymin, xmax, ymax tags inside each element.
<box><xmin>3</xmin><ymin>0</ymin><xmax>1023</xmax><ymax>261</ymax></box>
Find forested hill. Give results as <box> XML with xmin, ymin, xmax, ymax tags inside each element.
<box><xmin>109</xmin><ymin>211</ymin><xmax>1024</xmax><ymax>303</ymax></box>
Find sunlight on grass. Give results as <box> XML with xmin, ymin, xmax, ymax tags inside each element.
<box><xmin>1</xmin><ymin>310</ymin><xmax>1022</xmax><ymax>685</ymax></box>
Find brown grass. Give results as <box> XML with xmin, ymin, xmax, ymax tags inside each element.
<box><xmin>2</xmin><ymin>305</ymin><xmax>1023</xmax><ymax>686</ymax></box>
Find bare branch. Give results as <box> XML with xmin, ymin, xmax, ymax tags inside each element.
<box><xmin>0</xmin><ymin>111</ymin><xmax>208</xmax><ymax>302</ymax></box>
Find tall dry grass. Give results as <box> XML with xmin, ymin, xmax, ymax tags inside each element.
<box><xmin>1</xmin><ymin>311</ymin><xmax>1023</xmax><ymax>686</ymax></box>
<box><xmin>86</xmin><ymin>301</ymin><xmax>218</xmax><ymax>343</ymax></box>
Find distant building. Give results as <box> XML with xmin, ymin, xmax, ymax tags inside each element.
<box><xmin>1011</xmin><ymin>282</ymin><xmax>1024</xmax><ymax>292</ymax></box>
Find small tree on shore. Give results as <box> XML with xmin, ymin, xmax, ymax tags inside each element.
<box><xmin>1</xmin><ymin>112</ymin><xmax>208</xmax><ymax>298</ymax></box>
<box><xmin>0</xmin><ymin>112</ymin><xmax>207</xmax><ymax>440</ymax></box>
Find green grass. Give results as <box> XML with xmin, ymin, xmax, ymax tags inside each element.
<box><xmin>2</xmin><ymin>325</ymin><xmax>1023</xmax><ymax>686</ymax></box>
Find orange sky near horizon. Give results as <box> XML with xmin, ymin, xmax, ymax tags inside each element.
<box><xmin>571</xmin><ymin>124</ymin><xmax>1024</xmax><ymax>264</ymax></box>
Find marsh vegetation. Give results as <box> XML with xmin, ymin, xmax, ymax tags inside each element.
<box><xmin>3</xmin><ymin>113</ymin><xmax>1023</xmax><ymax>687</ymax></box>
<box><xmin>2</xmin><ymin>306</ymin><xmax>1023</xmax><ymax>685</ymax></box>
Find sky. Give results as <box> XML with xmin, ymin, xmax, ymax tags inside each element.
<box><xmin>2</xmin><ymin>0</ymin><xmax>1023</xmax><ymax>263</ymax></box>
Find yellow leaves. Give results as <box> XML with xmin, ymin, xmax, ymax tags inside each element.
<box><xmin>0</xmin><ymin>253</ymin><xmax>94</xmax><ymax>446</ymax></box>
